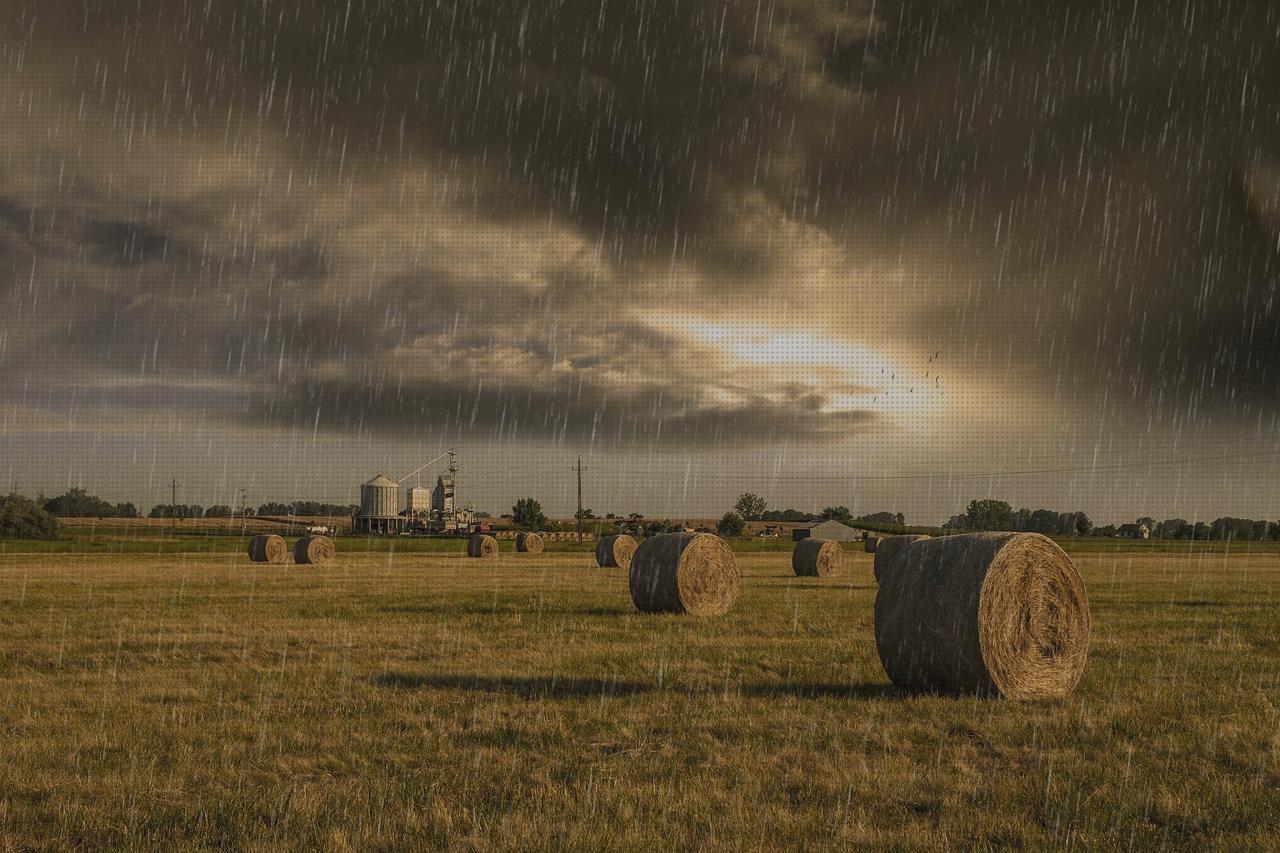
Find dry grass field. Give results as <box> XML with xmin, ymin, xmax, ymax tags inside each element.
<box><xmin>1</xmin><ymin>542</ymin><xmax>1278</xmax><ymax>849</ymax></box>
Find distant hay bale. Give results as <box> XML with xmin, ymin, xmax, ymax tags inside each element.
<box><xmin>872</xmin><ymin>535</ymin><xmax>931</xmax><ymax>583</ymax></box>
<box><xmin>791</xmin><ymin>538</ymin><xmax>843</xmax><ymax>577</ymax></box>
<box><xmin>863</xmin><ymin>535</ymin><xmax>880</xmax><ymax>553</ymax></box>
<box><xmin>247</xmin><ymin>533</ymin><xmax>287</xmax><ymax>564</ymax></box>
<box><xmin>293</xmin><ymin>535</ymin><xmax>335</xmax><ymax>566</ymax></box>
<box><xmin>595</xmin><ymin>534</ymin><xmax>638</xmax><ymax>569</ymax></box>
<box><xmin>515</xmin><ymin>532</ymin><xmax>544</xmax><ymax>554</ymax></box>
<box><xmin>629</xmin><ymin>532</ymin><xmax>739</xmax><ymax>616</ymax></box>
<box><xmin>467</xmin><ymin>534</ymin><xmax>498</xmax><ymax>558</ymax></box>
<box><xmin>874</xmin><ymin>532</ymin><xmax>1090</xmax><ymax>699</ymax></box>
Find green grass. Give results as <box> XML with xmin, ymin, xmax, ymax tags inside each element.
<box><xmin>1</xmin><ymin>545</ymin><xmax>1278</xmax><ymax>848</ymax></box>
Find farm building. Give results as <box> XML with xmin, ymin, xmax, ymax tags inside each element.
<box><xmin>354</xmin><ymin>474</ymin><xmax>408</xmax><ymax>535</ymax></box>
<box><xmin>792</xmin><ymin>519</ymin><xmax>862</xmax><ymax>542</ymax></box>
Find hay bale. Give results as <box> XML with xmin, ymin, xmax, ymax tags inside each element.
<box><xmin>467</xmin><ymin>534</ymin><xmax>498</xmax><ymax>558</ymax></box>
<box><xmin>874</xmin><ymin>532</ymin><xmax>1090</xmax><ymax>699</ymax></box>
<box><xmin>515</xmin><ymin>532</ymin><xmax>544</xmax><ymax>554</ymax></box>
<box><xmin>863</xmin><ymin>535</ymin><xmax>880</xmax><ymax>553</ymax></box>
<box><xmin>247</xmin><ymin>533</ymin><xmax>288</xmax><ymax>564</ymax></box>
<box><xmin>293</xmin><ymin>535</ymin><xmax>335</xmax><ymax>565</ymax></box>
<box><xmin>872</xmin><ymin>534</ymin><xmax>931</xmax><ymax>583</ymax></box>
<box><xmin>791</xmin><ymin>538</ymin><xmax>843</xmax><ymax>577</ymax></box>
<box><xmin>629</xmin><ymin>532</ymin><xmax>739</xmax><ymax>616</ymax></box>
<box><xmin>595</xmin><ymin>534</ymin><xmax>638</xmax><ymax>569</ymax></box>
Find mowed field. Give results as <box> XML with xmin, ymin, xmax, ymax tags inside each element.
<box><xmin>1</xmin><ymin>540</ymin><xmax>1278</xmax><ymax>849</ymax></box>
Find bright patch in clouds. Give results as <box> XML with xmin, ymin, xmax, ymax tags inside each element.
<box><xmin>642</xmin><ymin>314</ymin><xmax>944</xmax><ymax>421</ymax></box>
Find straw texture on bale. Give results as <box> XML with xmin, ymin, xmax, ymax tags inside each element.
<box><xmin>515</xmin><ymin>532</ymin><xmax>544</xmax><ymax>554</ymax></box>
<box><xmin>595</xmin><ymin>534</ymin><xmax>638</xmax><ymax>569</ymax></box>
<box><xmin>874</xmin><ymin>532</ymin><xmax>1090</xmax><ymax>700</ymax></box>
<box><xmin>791</xmin><ymin>538</ymin><xmax>843</xmax><ymax>577</ymax></box>
<box><xmin>293</xmin><ymin>535</ymin><xmax>336</xmax><ymax>565</ymax></box>
<box><xmin>629</xmin><ymin>532</ymin><xmax>739</xmax><ymax>616</ymax></box>
<box><xmin>247</xmin><ymin>533</ymin><xmax>288</xmax><ymax>564</ymax></box>
<box><xmin>467</xmin><ymin>534</ymin><xmax>498</xmax><ymax>558</ymax></box>
<box><xmin>872</xmin><ymin>535</ymin><xmax>931</xmax><ymax>583</ymax></box>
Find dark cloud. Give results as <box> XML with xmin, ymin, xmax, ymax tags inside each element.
<box><xmin>2</xmin><ymin>0</ymin><xmax>1280</xmax><ymax>473</ymax></box>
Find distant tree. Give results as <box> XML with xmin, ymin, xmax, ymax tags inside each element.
<box><xmin>854</xmin><ymin>511</ymin><xmax>907</xmax><ymax>527</ymax></box>
<box><xmin>204</xmin><ymin>505</ymin><xmax>234</xmax><ymax>518</ymax></box>
<box><xmin>1270</xmin><ymin>522</ymin><xmax>1280</xmax><ymax>541</ymax></box>
<box><xmin>149</xmin><ymin>504</ymin><xmax>202</xmax><ymax>519</ymax></box>
<box><xmin>576</xmin><ymin>508</ymin><xmax>596</xmax><ymax>520</ymax></box>
<box><xmin>942</xmin><ymin>514</ymin><xmax>970</xmax><ymax>530</ymax></box>
<box><xmin>44</xmin><ymin>487</ymin><xmax>124</xmax><ymax>518</ymax></box>
<box><xmin>512</xmin><ymin>497</ymin><xmax>548</xmax><ymax>530</ymax></box>
<box><xmin>734</xmin><ymin>493</ymin><xmax>768</xmax><ymax>521</ymax></box>
<box><xmin>819</xmin><ymin>505</ymin><xmax>853</xmax><ymax>523</ymax></box>
<box><xmin>1094</xmin><ymin>524</ymin><xmax>1118</xmax><ymax>537</ymax></box>
<box><xmin>0</xmin><ymin>494</ymin><xmax>60</xmax><ymax>539</ymax></box>
<box><xmin>965</xmin><ymin>499</ymin><xmax>1015</xmax><ymax>531</ymax></box>
<box><xmin>761</xmin><ymin>508</ymin><xmax>812</xmax><ymax>522</ymax></box>
<box><xmin>115</xmin><ymin>502</ymin><xmax>139</xmax><ymax>518</ymax></box>
<box><xmin>644</xmin><ymin>519</ymin><xmax>681</xmax><ymax>537</ymax></box>
<box><xmin>1074</xmin><ymin>513</ymin><xmax>1093</xmax><ymax>536</ymax></box>
<box><xmin>717</xmin><ymin>511</ymin><xmax>746</xmax><ymax>537</ymax></box>
<box><xmin>257</xmin><ymin>502</ymin><xmax>290</xmax><ymax>517</ymax></box>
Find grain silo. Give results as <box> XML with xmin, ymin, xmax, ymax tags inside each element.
<box><xmin>407</xmin><ymin>485</ymin><xmax>431</xmax><ymax>515</ymax></box>
<box><xmin>355</xmin><ymin>474</ymin><xmax>404</xmax><ymax>534</ymax></box>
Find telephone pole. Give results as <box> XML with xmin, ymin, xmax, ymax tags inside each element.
<box><xmin>572</xmin><ymin>456</ymin><xmax>589</xmax><ymax>543</ymax></box>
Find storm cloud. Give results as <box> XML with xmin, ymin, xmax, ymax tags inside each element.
<box><xmin>2</xmin><ymin>0</ymin><xmax>1279</xmax><ymax>516</ymax></box>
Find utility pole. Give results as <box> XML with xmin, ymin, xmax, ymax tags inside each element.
<box><xmin>169</xmin><ymin>478</ymin><xmax>181</xmax><ymax>534</ymax></box>
<box><xmin>572</xmin><ymin>456</ymin><xmax>589</xmax><ymax>543</ymax></box>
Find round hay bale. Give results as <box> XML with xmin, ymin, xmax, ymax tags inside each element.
<box><xmin>874</xmin><ymin>532</ymin><xmax>1090</xmax><ymax>699</ymax></box>
<box><xmin>872</xmin><ymin>534</ymin><xmax>931</xmax><ymax>583</ymax></box>
<box><xmin>247</xmin><ymin>533</ymin><xmax>288</xmax><ymax>564</ymax></box>
<box><xmin>791</xmin><ymin>538</ymin><xmax>843</xmax><ymax>577</ymax></box>
<box><xmin>515</xmin><ymin>532</ymin><xmax>544</xmax><ymax>554</ymax></box>
<box><xmin>863</xmin><ymin>535</ymin><xmax>880</xmax><ymax>553</ymax></box>
<box><xmin>466</xmin><ymin>534</ymin><xmax>498</xmax><ymax>558</ymax></box>
<box><xmin>595</xmin><ymin>534</ymin><xmax>638</xmax><ymax>569</ymax></box>
<box><xmin>629</xmin><ymin>532</ymin><xmax>739</xmax><ymax>616</ymax></box>
<box><xmin>293</xmin><ymin>535</ymin><xmax>335</xmax><ymax>566</ymax></box>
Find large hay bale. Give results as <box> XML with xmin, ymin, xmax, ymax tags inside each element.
<box><xmin>247</xmin><ymin>533</ymin><xmax>288</xmax><ymax>564</ymax></box>
<box><xmin>874</xmin><ymin>532</ymin><xmax>1090</xmax><ymax>699</ymax></box>
<box><xmin>293</xmin><ymin>535</ymin><xmax>335</xmax><ymax>565</ymax></box>
<box><xmin>467</xmin><ymin>534</ymin><xmax>498</xmax><ymax>558</ymax></box>
<box><xmin>872</xmin><ymin>534</ymin><xmax>931</xmax><ymax>583</ymax></box>
<box><xmin>595</xmin><ymin>534</ymin><xmax>638</xmax><ymax>569</ymax></box>
<box><xmin>791</xmin><ymin>538</ymin><xmax>843</xmax><ymax>577</ymax></box>
<box><xmin>515</xmin><ymin>532</ymin><xmax>544</xmax><ymax>554</ymax></box>
<box><xmin>863</xmin><ymin>535</ymin><xmax>880</xmax><ymax>553</ymax></box>
<box><xmin>629</xmin><ymin>532</ymin><xmax>739</xmax><ymax>616</ymax></box>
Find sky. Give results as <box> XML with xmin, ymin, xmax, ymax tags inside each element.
<box><xmin>1</xmin><ymin>0</ymin><xmax>1278</xmax><ymax>524</ymax></box>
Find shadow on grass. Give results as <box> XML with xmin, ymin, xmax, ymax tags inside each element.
<box><xmin>374</xmin><ymin>672</ymin><xmax>897</xmax><ymax>700</ymax></box>
<box><xmin>781</xmin><ymin>582</ymin><xmax>875</xmax><ymax>591</ymax></box>
<box><xmin>379</xmin><ymin>604</ymin><xmax>632</xmax><ymax>617</ymax></box>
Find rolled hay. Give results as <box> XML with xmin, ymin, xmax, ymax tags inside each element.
<box><xmin>791</xmin><ymin>538</ymin><xmax>844</xmax><ymax>577</ymax></box>
<box><xmin>515</xmin><ymin>532</ymin><xmax>544</xmax><ymax>554</ymax></box>
<box><xmin>595</xmin><ymin>534</ymin><xmax>638</xmax><ymax>569</ymax></box>
<box><xmin>293</xmin><ymin>535</ymin><xmax>336</xmax><ymax>566</ymax></box>
<box><xmin>874</xmin><ymin>532</ymin><xmax>1090</xmax><ymax>700</ymax></box>
<box><xmin>872</xmin><ymin>534</ymin><xmax>931</xmax><ymax>583</ymax></box>
<box><xmin>629</xmin><ymin>532</ymin><xmax>739</xmax><ymax>616</ymax></box>
<box><xmin>247</xmin><ymin>533</ymin><xmax>288</xmax><ymax>564</ymax></box>
<box><xmin>466</xmin><ymin>534</ymin><xmax>498</xmax><ymax>558</ymax></box>
<box><xmin>863</xmin><ymin>535</ymin><xmax>880</xmax><ymax>553</ymax></box>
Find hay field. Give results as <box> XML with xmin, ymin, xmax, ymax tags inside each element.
<box><xmin>1</xmin><ymin>543</ymin><xmax>1278</xmax><ymax>848</ymax></box>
